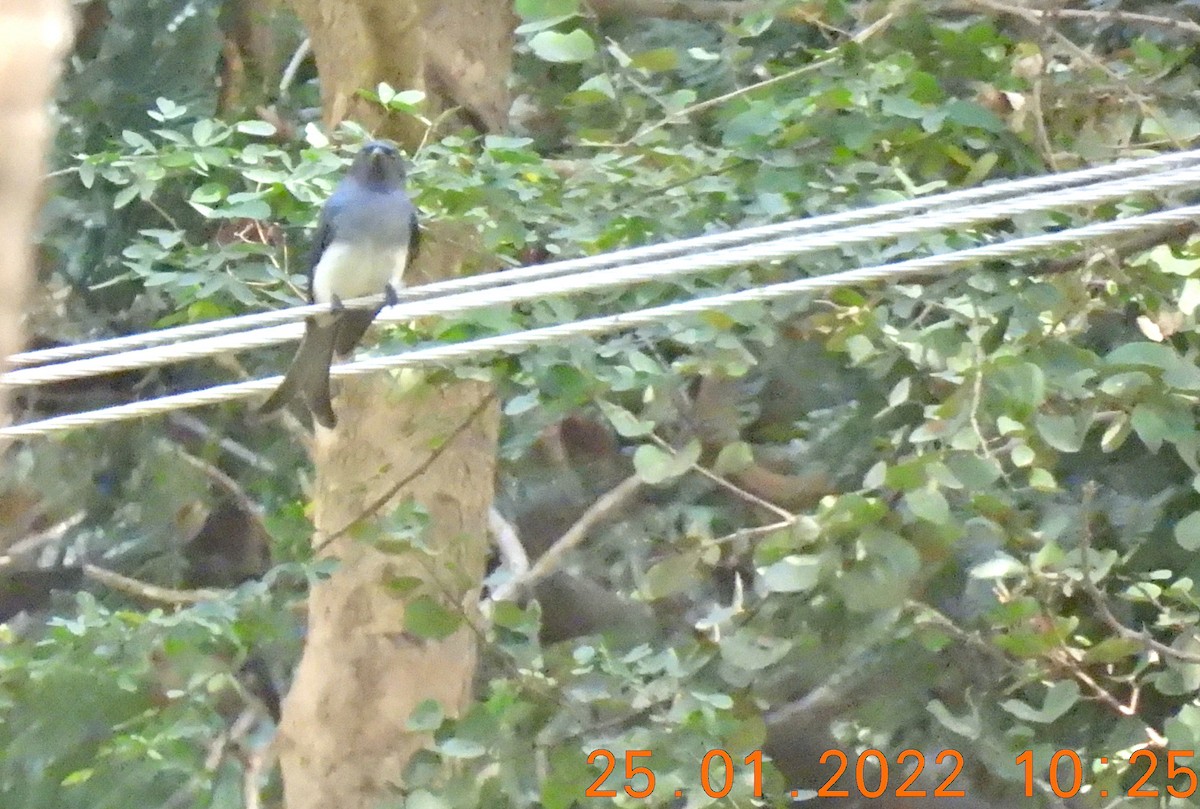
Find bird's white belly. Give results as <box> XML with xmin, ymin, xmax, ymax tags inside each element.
<box><xmin>311</xmin><ymin>242</ymin><xmax>409</xmax><ymax>304</ymax></box>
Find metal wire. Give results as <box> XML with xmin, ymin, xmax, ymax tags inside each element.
<box><xmin>5</xmin><ymin>202</ymin><xmax>1197</xmax><ymax>439</ymax></box>
<box><xmin>7</xmin><ymin>160</ymin><xmax>1200</xmax><ymax>390</ymax></box>
<box><xmin>10</xmin><ymin>147</ymin><xmax>1200</xmax><ymax>369</ymax></box>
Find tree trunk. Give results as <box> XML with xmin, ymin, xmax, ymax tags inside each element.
<box><xmin>277</xmin><ymin>378</ymin><xmax>498</xmax><ymax>809</ymax></box>
<box><xmin>0</xmin><ymin>0</ymin><xmax>72</xmax><ymax>433</ymax></box>
<box><xmin>275</xmin><ymin>1</ymin><xmax>512</xmax><ymax>807</ymax></box>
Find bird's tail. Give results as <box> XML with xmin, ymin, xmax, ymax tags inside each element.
<box><xmin>259</xmin><ymin>317</ymin><xmax>338</xmax><ymax>428</ymax></box>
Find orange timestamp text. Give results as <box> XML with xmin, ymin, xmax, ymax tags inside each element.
<box><xmin>585</xmin><ymin>748</ymin><xmax>969</xmax><ymax>800</ymax></box>
<box><xmin>1018</xmin><ymin>749</ymin><xmax>1199</xmax><ymax>799</ymax></box>
<box><xmin>586</xmin><ymin>747</ymin><xmax>1200</xmax><ymax>800</ymax></box>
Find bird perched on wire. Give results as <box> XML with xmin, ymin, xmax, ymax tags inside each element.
<box><xmin>260</xmin><ymin>140</ymin><xmax>420</xmax><ymax>428</ymax></box>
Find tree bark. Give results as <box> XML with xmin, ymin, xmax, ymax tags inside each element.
<box><xmin>277</xmin><ymin>379</ymin><xmax>498</xmax><ymax>809</ymax></box>
<box><xmin>0</xmin><ymin>0</ymin><xmax>72</xmax><ymax>433</ymax></box>
<box><xmin>275</xmin><ymin>1</ymin><xmax>512</xmax><ymax>807</ymax></box>
<box><xmin>287</xmin><ymin>0</ymin><xmax>513</xmax><ymax>139</ymax></box>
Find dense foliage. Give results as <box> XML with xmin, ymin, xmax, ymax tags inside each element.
<box><xmin>7</xmin><ymin>1</ymin><xmax>1200</xmax><ymax>807</ymax></box>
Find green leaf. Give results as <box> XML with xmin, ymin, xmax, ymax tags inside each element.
<box><xmin>1131</xmin><ymin>401</ymin><xmax>1186</xmax><ymax>453</ymax></box>
<box><xmin>189</xmin><ymin>183</ymin><xmax>225</xmax><ymax>204</ymax></box>
<box><xmin>713</xmin><ymin>441</ymin><xmax>754</xmax><ymax>475</ymax></box>
<box><xmin>1011</xmin><ymin>443</ymin><xmax>1036</xmax><ymax>467</ymax></box>
<box><xmin>1000</xmin><ymin>680</ymin><xmax>1080</xmax><ymax>723</ymax></box>
<box><xmin>406</xmin><ymin>699</ymin><xmax>445</xmax><ymax>731</ymax></box>
<box><xmin>60</xmin><ymin>768</ymin><xmax>94</xmax><ymax>786</ymax></box>
<box><xmin>598</xmin><ymin>400</ymin><xmax>653</xmax><ymax>437</ymax></box>
<box><xmin>970</xmin><ymin>556</ymin><xmax>1025</xmax><ymax>579</ymax></box>
<box><xmin>927</xmin><ymin>699</ymin><xmax>980</xmax><ymax>740</ymax></box>
<box><xmin>719</xmin><ymin>630</ymin><xmax>793</xmax><ymax>671</ymax></box>
<box><xmin>383</xmin><ymin>575</ymin><xmax>423</xmax><ymax>596</ymax></box>
<box><xmin>643</xmin><ymin>551</ymin><xmax>701</xmax><ymax>599</ymax></box>
<box><xmin>1107</xmin><ymin>342</ymin><xmax>1184</xmax><ymax>372</ymax></box>
<box><xmin>515</xmin><ymin>0</ymin><xmax>579</xmax><ymax>20</ymax></box>
<box><xmin>235</xmin><ymin>120</ymin><xmax>277</xmax><ymax>137</ymax></box>
<box><xmin>1035</xmin><ymin>412</ymin><xmax>1088</xmax><ymax>453</ymax></box>
<box><xmin>191</xmin><ymin>119</ymin><xmax>222</xmax><ymax>147</ymax></box>
<box><xmin>1082</xmin><ymin>637</ymin><xmax>1144</xmax><ymax>664</ymax></box>
<box><xmin>1028</xmin><ymin>467</ymin><xmax>1056</xmax><ymax>491</ymax></box>
<box><xmin>212</xmin><ymin>198</ymin><xmax>272</xmax><ymax>220</ymax></box>
<box><xmin>1099</xmin><ymin>371</ymin><xmax>1153</xmax><ymax>397</ymax></box>
<box><xmin>568</xmin><ymin>75</ymin><xmax>616</xmax><ymax>104</ymax></box>
<box><xmin>542</xmin><ymin>745</ymin><xmax>601</xmax><ymax>809</ymax></box>
<box><xmin>528</xmin><ymin>29</ymin><xmax>596</xmax><ymax>63</ymax></box>
<box><xmin>1175</xmin><ymin>511</ymin><xmax>1200</xmax><ymax>551</ymax></box>
<box><xmin>1100</xmin><ymin>412</ymin><xmax>1131</xmax><ymax>452</ymax></box>
<box><xmin>630</xmin><ymin>48</ymin><xmax>678</xmax><ymax>72</ymax></box>
<box><xmin>945</xmin><ymin>453</ymin><xmax>1002</xmax><ymax>489</ymax></box>
<box><xmin>887</xmin><ymin>377</ymin><xmax>911</xmax><ymax>408</ymax></box>
<box><xmin>722</xmin><ymin>102</ymin><xmax>777</xmax><ymax>145</ymax></box>
<box><xmin>904</xmin><ymin>488</ymin><xmax>950</xmax><ymax>525</ymax></box>
<box><xmin>404</xmin><ymin>596</ymin><xmax>463</xmax><ymax>640</ymax></box>
<box><xmin>515</xmin><ymin>14</ymin><xmax>578</xmax><ymax>34</ymax></box>
<box><xmin>633</xmin><ymin>440</ymin><xmax>700</xmax><ymax>485</ymax></box>
<box><xmin>436</xmin><ymin>737</ymin><xmax>487</xmax><ymax>759</ymax></box>
<box><xmin>757</xmin><ymin>555</ymin><xmax>821</xmax><ymax>593</ymax></box>
<box><xmin>987</xmin><ymin>360</ymin><xmax>1046</xmax><ymax>413</ymax></box>
<box><xmin>113</xmin><ymin>184</ymin><xmax>140</xmax><ymax>209</ymax></box>
<box><xmin>943</xmin><ymin>99</ymin><xmax>1006</xmax><ymax>132</ymax></box>
<box><xmin>153</xmin><ymin>97</ymin><xmax>186</xmax><ymax>120</ymax></box>
<box><xmin>881</xmin><ymin>94</ymin><xmax>928</xmax><ymax>119</ymax></box>
<box><xmin>405</xmin><ymin>790</ymin><xmax>451</xmax><ymax>809</ymax></box>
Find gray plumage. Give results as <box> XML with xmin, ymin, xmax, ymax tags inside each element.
<box><xmin>260</xmin><ymin>141</ymin><xmax>420</xmax><ymax>428</ymax></box>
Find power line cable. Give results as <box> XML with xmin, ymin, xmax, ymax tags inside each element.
<box><xmin>5</xmin><ymin>202</ymin><xmax>1197</xmax><ymax>439</ymax></box>
<box><xmin>7</xmin><ymin>160</ymin><xmax>1200</xmax><ymax>390</ymax></box>
<box><xmin>10</xmin><ymin>147</ymin><xmax>1200</xmax><ymax>369</ymax></box>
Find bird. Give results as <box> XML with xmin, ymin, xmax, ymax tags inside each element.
<box><xmin>260</xmin><ymin>140</ymin><xmax>420</xmax><ymax>428</ymax></box>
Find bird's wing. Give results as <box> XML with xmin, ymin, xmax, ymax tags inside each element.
<box><xmin>305</xmin><ymin>198</ymin><xmax>342</xmax><ymax>304</ymax></box>
<box><xmin>407</xmin><ymin>209</ymin><xmax>421</xmax><ymax>266</ymax></box>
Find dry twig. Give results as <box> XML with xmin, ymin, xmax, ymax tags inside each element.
<box><xmin>489</xmin><ymin>474</ymin><xmax>644</xmax><ymax>602</ymax></box>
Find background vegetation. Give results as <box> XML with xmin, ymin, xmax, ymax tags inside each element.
<box><xmin>6</xmin><ymin>0</ymin><xmax>1200</xmax><ymax>807</ymax></box>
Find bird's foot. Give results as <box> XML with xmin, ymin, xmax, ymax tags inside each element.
<box><xmin>384</xmin><ymin>283</ymin><xmax>400</xmax><ymax>307</ymax></box>
<box><xmin>330</xmin><ymin>294</ymin><xmax>345</xmax><ymax>312</ymax></box>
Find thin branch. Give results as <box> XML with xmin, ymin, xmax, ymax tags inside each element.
<box><xmin>176</xmin><ymin>450</ymin><xmax>267</xmax><ymax>530</ymax></box>
<box><xmin>649</xmin><ymin>434</ymin><xmax>795</xmax><ymax>523</ymax></box>
<box><xmin>712</xmin><ymin>518</ymin><xmax>794</xmax><ymax>545</ymax></box>
<box><xmin>162</xmin><ymin>707</ymin><xmax>257</xmax><ymax>809</ymax></box>
<box><xmin>1033</xmin><ymin>219</ymin><xmax>1200</xmax><ymax>277</ymax></box>
<box><xmin>490</xmin><ymin>474</ymin><xmax>644</xmax><ymax>602</ymax></box>
<box><xmin>905</xmin><ymin>598</ymin><xmax>1011</xmax><ymax>668</ymax></box>
<box><xmin>766</xmin><ymin>611</ymin><xmax>909</xmax><ymax>729</ymax></box>
<box><xmin>611</xmin><ymin>13</ymin><xmax>894</xmax><ymax>146</ymax></box>
<box><xmin>993</xmin><ymin>5</ymin><xmax>1200</xmax><ymax>38</ymax></box>
<box><xmin>1028</xmin><ymin>55</ymin><xmax>1059</xmax><ymax>171</ymax></box>
<box><xmin>1077</xmin><ymin>482</ymin><xmax>1200</xmax><ymax>664</ymax></box>
<box><xmin>168</xmin><ymin>412</ymin><xmax>277</xmax><ymax>472</ymax></box>
<box><xmin>82</xmin><ymin>563</ymin><xmax>224</xmax><ymax>605</ymax></box>
<box><xmin>964</xmin><ymin>0</ymin><xmax>1185</xmax><ymax>149</ymax></box>
<box><xmin>314</xmin><ymin>392</ymin><xmax>496</xmax><ymax>554</ymax></box>
<box><xmin>1</xmin><ymin>511</ymin><xmax>85</xmax><ymax>559</ymax></box>
<box><xmin>488</xmin><ymin>507</ymin><xmax>528</xmax><ymax>578</ymax></box>
<box><xmin>241</xmin><ymin>719</ymin><xmax>276</xmax><ymax>809</ymax></box>
<box><xmin>277</xmin><ymin>38</ymin><xmax>311</xmax><ymax>100</ymax></box>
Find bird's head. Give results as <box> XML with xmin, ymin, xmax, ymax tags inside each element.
<box><xmin>350</xmin><ymin>140</ymin><xmax>408</xmax><ymax>189</ymax></box>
